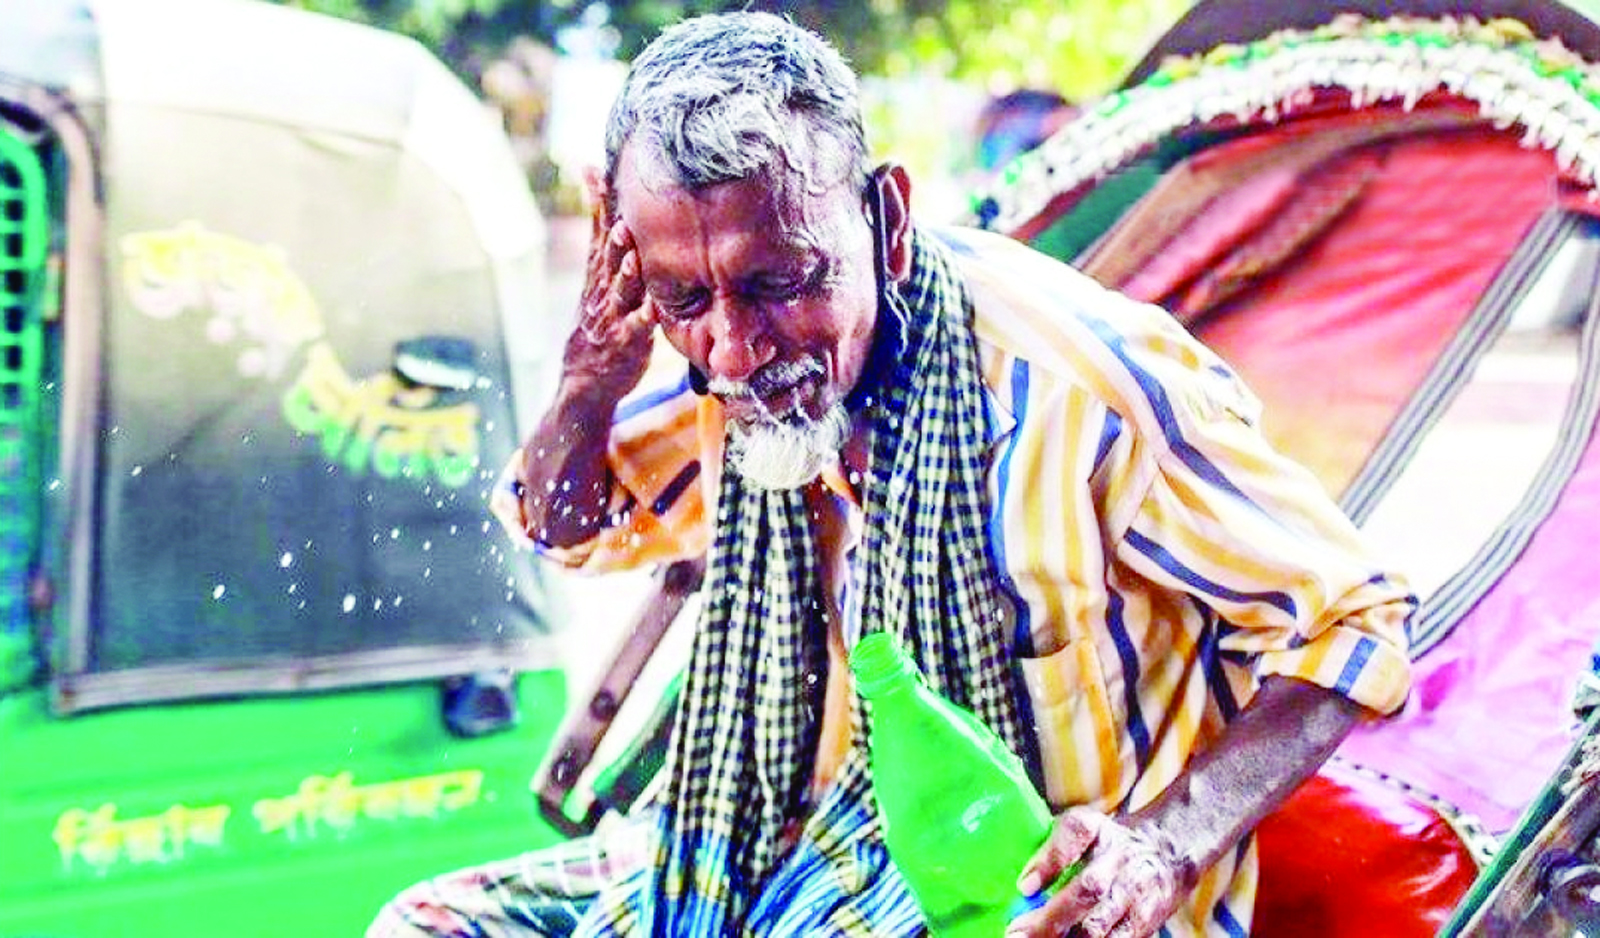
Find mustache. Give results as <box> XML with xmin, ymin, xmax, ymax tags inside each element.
<box><xmin>705</xmin><ymin>359</ymin><xmax>823</xmax><ymax>402</ymax></box>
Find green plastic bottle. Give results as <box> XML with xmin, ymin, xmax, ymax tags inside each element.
<box><xmin>852</xmin><ymin>631</ymin><xmax>1070</xmax><ymax>937</ymax></box>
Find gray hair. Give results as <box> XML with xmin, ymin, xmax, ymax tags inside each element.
<box><xmin>603</xmin><ymin>12</ymin><xmax>870</xmax><ymax>202</ymax></box>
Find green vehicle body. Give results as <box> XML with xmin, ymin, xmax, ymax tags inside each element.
<box><xmin>1</xmin><ymin>678</ymin><xmax>568</xmax><ymax>936</ymax></box>
<box><xmin>0</xmin><ymin>1</ymin><xmax>583</xmax><ymax>933</ymax></box>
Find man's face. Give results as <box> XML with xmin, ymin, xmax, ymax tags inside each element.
<box><xmin>615</xmin><ymin>145</ymin><xmax>880</xmax><ymax>438</ymax></box>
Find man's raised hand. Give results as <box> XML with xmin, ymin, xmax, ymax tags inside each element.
<box><xmin>563</xmin><ymin>171</ymin><xmax>655</xmax><ymax>400</ymax></box>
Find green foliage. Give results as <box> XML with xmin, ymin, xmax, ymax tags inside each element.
<box><xmin>272</xmin><ymin>0</ymin><xmax>1193</xmax><ymax>100</ymax></box>
<box><xmin>890</xmin><ymin>0</ymin><xmax>1196</xmax><ymax>101</ymax></box>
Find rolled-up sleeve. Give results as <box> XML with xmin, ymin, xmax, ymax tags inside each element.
<box><xmin>490</xmin><ymin>379</ymin><xmax>716</xmax><ymax>574</ymax></box>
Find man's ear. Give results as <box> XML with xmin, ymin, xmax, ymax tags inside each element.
<box><xmin>872</xmin><ymin>163</ymin><xmax>914</xmax><ymax>283</ymax></box>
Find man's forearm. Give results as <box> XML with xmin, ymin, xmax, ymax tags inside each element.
<box><xmin>517</xmin><ymin>378</ymin><xmax>627</xmax><ymax>548</ymax></box>
<box><xmin>1009</xmin><ymin>676</ymin><xmax>1368</xmax><ymax>937</ymax></box>
<box><xmin>1132</xmin><ymin>675</ymin><xmax>1367</xmax><ymax>887</ymax></box>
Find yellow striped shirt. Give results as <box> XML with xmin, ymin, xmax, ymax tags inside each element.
<box><xmin>506</xmin><ymin>225</ymin><xmax>1413</xmax><ymax>937</ymax></box>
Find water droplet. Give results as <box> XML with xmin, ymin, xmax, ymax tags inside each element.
<box><xmin>240</xmin><ymin>433</ymin><xmax>253</xmax><ymax>445</ymax></box>
<box><xmin>485</xmin><ymin>420</ymin><xmax>496</xmax><ymax>432</ymax></box>
<box><xmin>212</xmin><ymin>584</ymin><xmax>226</xmax><ymax>600</ymax></box>
<box><xmin>480</xmin><ymin>521</ymin><xmax>491</xmax><ymax>533</ymax></box>
<box><xmin>423</xmin><ymin>568</ymin><xmax>432</xmax><ymax>579</ymax></box>
<box><xmin>279</xmin><ymin>552</ymin><xmax>294</xmax><ymax>568</ymax></box>
<box><xmin>389</xmin><ymin>528</ymin><xmax>400</xmax><ymax>540</ymax></box>
<box><xmin>422</xmin><ymin>540</ymin><xmax>433</xmax><ymax>551</ymax></box>
<box><xmin>449</xmin><ymin>525</ymin><xmax>459</xmax><ymax>536</ymax></box>
<box><xmin>341</xmin><ymin>594</ymin><xmax>356</xmax><ymax>613</ymax></box>
<box><xmin>129</xmin><ymin>465</ymin><xmax>143</xmax><ymax>477</ymax></box>
<box><xmin>393</xmin><ymin>595</ymin><xmax>404</xmax><ymax>608</ymax></box>
<box><xmin>287</xmin><ymin>583</ymin><xmax>298</xmax><ymax>595</ymax></box>
<box><xmin>47</xmin><ymin>478</ymin><xmax>62</xmax><ymax>491</ymax></box>
<box><xmin>372</xmin><ymin>598</ymin><xmax>384</xmax><ymax>611</ymax></box>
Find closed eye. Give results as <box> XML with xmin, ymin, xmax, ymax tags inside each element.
<box><xmin>754</xmin><ymin>262</ymin><xmax>828</xmax><ymax>303</ymax></box>
<box><xmin>654</xmin><ymin>287</ymin><xmax>710</xmax><ymax>320</ymax></box>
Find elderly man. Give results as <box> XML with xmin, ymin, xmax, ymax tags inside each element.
<box><xmin>375</xmin><ymin>11</ymin><xmax>1412</xmax><ymax>938</ymax></box>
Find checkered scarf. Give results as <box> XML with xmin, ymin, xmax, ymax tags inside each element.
<box><xmin>629</xmin><ymin>231</ymin><xmax>1028</xmax><ymax>935</ymax></box>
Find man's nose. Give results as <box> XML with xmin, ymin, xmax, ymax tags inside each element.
<box><xmin>705</xmin><ymin>296</ymin><xmax>776</xmax><ymax>382</ymax></box>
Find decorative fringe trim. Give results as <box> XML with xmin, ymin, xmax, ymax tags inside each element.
<box><xmin>972</xmin><ymin>15</ymin><xmax>1600</xmax><ymax>232</ymax></box>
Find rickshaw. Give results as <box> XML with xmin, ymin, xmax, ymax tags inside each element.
<box><xmin>963</xmin><ymin>0</ymin><xmax>1600</xmax><ymax>932</ymax></box>
<box><xmin>0</xmin><ymin>0</ymin><xmax>580</xmax><ymax>934</ymax></box>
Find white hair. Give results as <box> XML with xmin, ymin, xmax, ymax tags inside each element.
<box><xmin>603</xmin><ymin>12</ymin><xmax>871</xmax><ymax>202</ymax></box>
<box><xmin>725</xmin><ymin>401</ymin><xmax>851</xmax><ymax>491</ymax></box>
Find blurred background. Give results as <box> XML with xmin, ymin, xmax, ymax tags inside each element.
<box><xmin>270</xmin><ymin>0</ymin><xmax>1193</xmax><ymax>223</ymax></box>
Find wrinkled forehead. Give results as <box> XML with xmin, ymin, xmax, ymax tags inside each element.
<box><xmin>616</xmin><ymin>172</ymin><xmax>867</xmax><ymax>283</ymax></box>
<box><xmin>618</xmin><ymin>112</ymin><xmax>861</xmax><ymax>208</ymax></box>
<box><xmin>615</xmin><ymin>145</ymin><xmax>869</xmax><ymax>265</ymax></box>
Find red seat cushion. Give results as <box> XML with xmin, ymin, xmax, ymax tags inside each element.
<box><xmin>1254</xmin><ymin>763</ymin><xmax>1479</xmax><ymax>937</ymax></box>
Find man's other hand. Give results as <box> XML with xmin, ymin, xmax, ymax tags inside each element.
<box><xmin>1006</xmin><ymin>807</ymin><xmax>1184</xmax><ymax>938</ymax></box>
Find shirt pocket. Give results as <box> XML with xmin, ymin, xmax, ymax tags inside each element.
<box><xmin>1019</xmin><ymin>637</ymin><xmax>1121</xmax><ymax>811</ymax></box>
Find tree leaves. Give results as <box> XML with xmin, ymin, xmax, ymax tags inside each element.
<box><xmin>272</xmin><ymin>0</ymin><xmax>1194</xmax><ymax>101</ymax></box>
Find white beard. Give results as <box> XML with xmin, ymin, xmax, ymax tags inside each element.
<box><xmin>725</xmin><ymin>401</ymin><xmax>851</xmax><ymax>491</ymax></box>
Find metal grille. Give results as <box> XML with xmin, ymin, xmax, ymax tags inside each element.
<box><xmin>0</xmin><ymin>126</ymin><xmax>47</xmax><ymax>685</ymax></box>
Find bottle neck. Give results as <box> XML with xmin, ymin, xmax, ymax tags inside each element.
<box><xmin>850</xmin><ymin>632</ymin><xmax>920</xmax><ymax>699</ymax></box>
